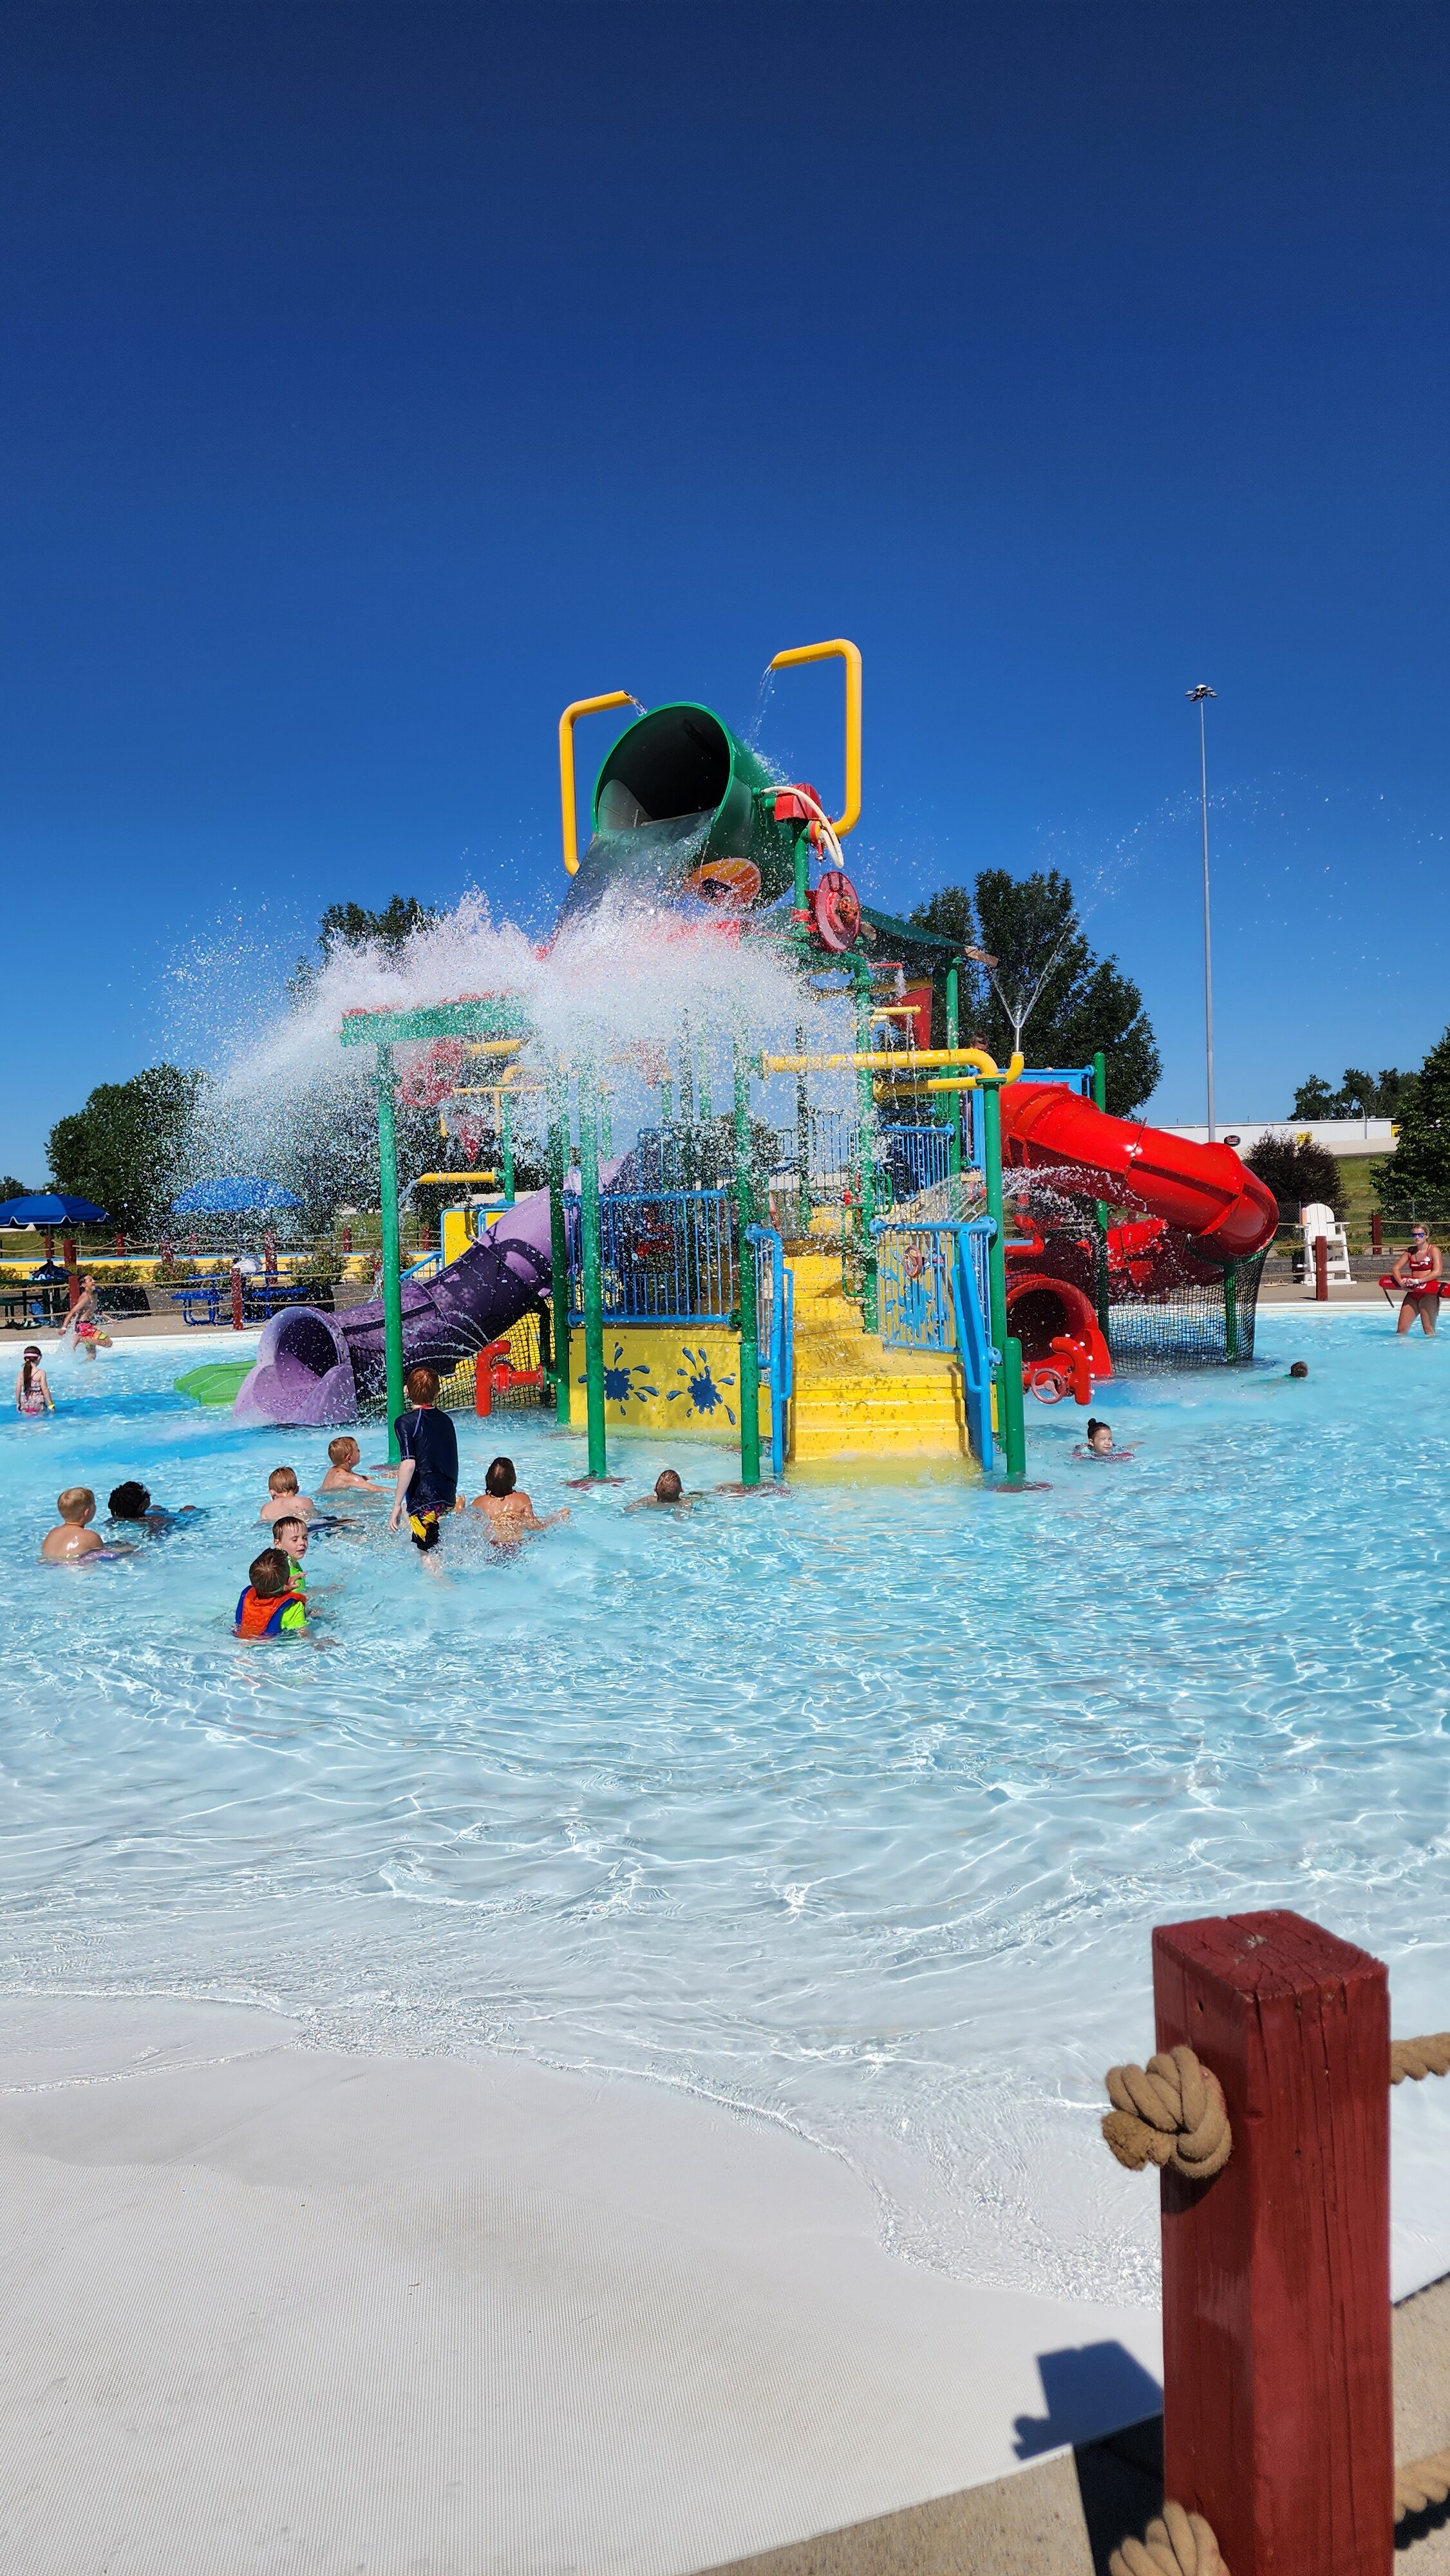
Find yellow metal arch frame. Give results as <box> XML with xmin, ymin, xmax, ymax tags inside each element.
<box><xmin>558</xmin><ymin>690</ymin><xmax>640</xmax><ymax>875</ymax></box>
<box><xmin>768</xmin><ymin>638</ymin><xmax>863</xmax><ymax>836</ymax></box>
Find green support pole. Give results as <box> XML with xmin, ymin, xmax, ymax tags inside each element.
<box><xmin>376</xmin><ymin>1044</ymin><xmax>405</xmax><ymax>1461</ymax></box>
<box><xmin>946</xmin><ymin>965</ymin><xmax>963</xmax><ymax>1177</ymax></box>
<box><xmin>1223</xmin><ymin>1260</ymin><xmax>1240</xmax><ymax>1362</ymax></box>
<box><xmin>795</xmin><ymin>1020</ymin><xmax>811</xmax><ymax>1239</ymax></box>
<box><xmin>734</xmin><ymin>1037</ymin><xmax>761</xmax><ymax>1487</ymax></box>
<box><xmin>502</xmin><ymin>1091</ymin><xmax>515</xmax><ymax>1205</ymax></box>
<box><xmin>854</xmin><ymin>960</ymin><xmax>878</xmax><ymax>1330</ymax></box>
<box><xmin>578</xmin><ymin>1077</ymin><xmax>608</xmax><ymax>1479</ymax></box>
<box><xmin>1092</xmin><ymin>1049</ymin><xmax>1111</xmax><ymax>1345</ymax></box>
<box><xmin>793</xmin><ymin>826</ymin><xmax>810</xmax><ymax>924</ymax></box>
<box><xmin>979</xmin><ymin>1081</ymin><xmax>1026</xmax><ymax>1479</ymax></box>
<box><xmin>547</xmin><ymin>1101</ymin><xmax>571</xmax><ymax>1425</ymax></box>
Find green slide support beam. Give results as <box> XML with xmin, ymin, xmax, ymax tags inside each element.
<box><xmin>734</xmin><ymin>1038</ymin><xmax>761</xmax><ymax>1488</ymax></box>
<box><xmin>946</xmin><ymin>965</ymin><xmax>963</xmax><ymax>1177</ymax></box>
<box><xmin>376</xmin><ymin>1044</ymin><xmax>406</xmax><ymax>1461</ymax></box>
<box><xmin>547</xmin><ymin>1104</ymin><xmax>570</xmax><ymax>1426</ymax></box>
<box><xmin>854</xmin><ymin>959</ymin><xmax>878</xmax><ymax>1331</ymax></box>
<box><xmin>979</xmin><ymin>1081</ymin><xmax>1026</xmax><ymax>1480</ymax></box>
<box><xmin>1092</xmin><ymin>1049</ymin><xmax>1111</xmax><ymax>1345</ymax></box>
<box><xmin>578</xmin><ymin>1079</ymin><xmax>608</xmax><ymax>1479</ymax></box>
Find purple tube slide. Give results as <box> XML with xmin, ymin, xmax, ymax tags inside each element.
<box><xmin>232</xmin><ymin>1188</ymin><xmax>555</xmax><ymax>1427</ymax></box>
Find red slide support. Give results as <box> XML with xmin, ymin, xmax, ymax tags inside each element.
<box><xmin>997</xmin><ymin>1084</ymin><xmax>1279</xmax><ymax>1260</ymax></box>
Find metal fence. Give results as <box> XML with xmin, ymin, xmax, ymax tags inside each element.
<box><xmin>570</xmin><ymin>1188</ymin><xmax>739</xmax><ymax>1325</ymax></box>
<box><xmin>871</xmin><ymin>1215</ymin><xmax>996</xmax><ymax>1468</ymax></box>
<box><xmin>748</xmin><ymin>1224</ymin><xmax>794</xmax><ymax>1481</ymax></box>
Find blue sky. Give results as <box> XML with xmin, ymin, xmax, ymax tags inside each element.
<box><xmin>3</xmin><ymin>3</ymin><xmax>1449</xmax><ymax>1177</ymax></box>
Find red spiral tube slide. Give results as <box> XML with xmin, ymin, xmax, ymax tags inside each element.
<box><xmin>997</xmin><ymin>1084</ymin><xmax>1279</xmax><ymax>1260</ymax></box>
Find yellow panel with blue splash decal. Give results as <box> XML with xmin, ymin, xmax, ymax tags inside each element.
<box><xmin>567</xmin><ymin>1324</ymin><xmax>769</xmax><ymax>1439</ymax></box>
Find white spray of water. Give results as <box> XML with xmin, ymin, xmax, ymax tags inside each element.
<box><xmin>170</xmin><ymin>889</ymin><xmax>859</xmax><ymax>1207</ymax></box>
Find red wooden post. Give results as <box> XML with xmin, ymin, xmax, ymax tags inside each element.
<box><xmin>342</xmin><ymin>1225</ymin><xmax>353</xmax><ymax>1256</ymax></box>
<box><xmin>475</xmin><ymin>1349</ymin><xmax>492</xmax><ymax>1416</ymax></box>
<box><xmin>1371</xmin><ymin>1211</ymin><xmax>1382</xmax><ymax>1255</ymax></box>
<box><xmin>1154</xmin><ymin>1909</ymin><xmax>1391</xmax><ymax>2576</ymax></box>
<box><xmin>231</xmin><ymin>1265</ymin><xmax>244</xmax><ymax>1331</ymax></box>
<box><xmin>1314</xmin><ymin>1233</ymin><xmax>1329</xmax><ymax>1300</ymax></box>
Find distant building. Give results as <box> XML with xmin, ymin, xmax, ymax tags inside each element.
<box><xmin>1161</xmin><ymin>1119</ymin><xmax>1397</xmax><ymax>1162</ymax></box>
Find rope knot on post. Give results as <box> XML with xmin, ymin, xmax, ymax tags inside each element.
<box><xmin>1102</xmin><ymin>2043</ymin><xmax>1232</xmax><ymax>2182</ymax></box>
<box><xmin>1109</xmin><ymin>2501</ymin><xmax>1227</xmax><ymax>2576</ymax></box>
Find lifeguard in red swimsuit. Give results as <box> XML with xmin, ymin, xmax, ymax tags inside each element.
<box><xmin>1392</xmin><ymin>1226</ymin><xmax>1443</xmax><ymax>1336</ymax></box>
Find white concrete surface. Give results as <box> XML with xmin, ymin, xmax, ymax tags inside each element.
<box><xmin>1162</xmin><ymin>1117</ymin><xmax>1396</xmax><ymax>1158</ymax></box>
<box><xmin>0</xmin><ymin>1996</ymin><xmax>1163</xmax><ymax>2576</ymax></box>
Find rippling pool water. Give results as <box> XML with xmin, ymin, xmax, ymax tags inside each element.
<box><xmin>6</xmin><ymin>1314</ymin><xmax>1450</xmax><ymax>2304</ymax></box>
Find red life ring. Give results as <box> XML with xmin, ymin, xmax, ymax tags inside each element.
<box><xmin>811</xmin><ymin>869</ymin><xmax>862</xmax><ymax>952</ymax></box>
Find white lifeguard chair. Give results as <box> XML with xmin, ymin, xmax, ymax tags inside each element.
<box><xmin>1301</xmin><ymin>1200</ymin><xmax>1351</xmax><ymax>1289</ymax></box>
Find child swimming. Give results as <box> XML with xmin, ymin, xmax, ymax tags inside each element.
<box><xmin>624</xmin><ymin>1469</ymin><xmax>699</xmax><ymax>1513</ymax></box>
<box><xmin>14</xmin><ymin>1346</ymin><xmax>52</xmax><ymax>1416</ymax></box>
<box><xmin>318</xmin><ymin>1435</ymin><xmax>384</xmax><ymax>1495</ymax></box>
<box><xmin>270</xmin><ymin>1513</ymin><xmax>310</xmax><ymax>1592</ymax></box>
<box><xmin>41</xmin><ymin>1486</ymin><xmax>104</xmax><ymax>1561</ymax></box>
<box><xmin>259</xmin><ymin>1465</ymin><xmax>317</xmax><ymax>1526</ymax></box>
<box><xmin>234</xmin><ymin>1546</ymin><xmax>308</xmax><ymax>1636</ymax></box>
<box><xmin>106</xmin><ymin>1481</ymin><xmax>201</xmax><ymax>1535</ymax></box>
<box><xmin>471</xmin><ymin>1455</ymin><xmax>569</xmax><ymax>1539</ymax></box>
<box><xmin>1073</xmin><ymin>1417</ymin><xmax>1135</xmax><ymax>1461</ymax></box>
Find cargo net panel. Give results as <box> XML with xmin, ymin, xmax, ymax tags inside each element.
<box><xmin>1107</xmin><ymin>1244</ymin><xmax>1270</xmax><ymax>1371</ymax></box>
<box><xmin>435</xmin><ymin>1310</ymin><xmax>544</xmax><ymax>1415</ymax></box>
<box><xmin>1000</xmin><ymin>1170</ymin><xmax>1272</xmax><ymax>1373</ymax></box>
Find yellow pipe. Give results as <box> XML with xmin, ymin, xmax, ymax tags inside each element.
<box><xmin>415</xmin><ymin>1171</ymin><xmax>498</xmax><ymax>1186</ymax></box>
<box><xmin>460</xmin><ymin>1037</ymin><xmax>524</xmax><ymax>1058</ymax></box>
<box><xmin>558</xmin><ymin>690</ymin><xmax>639</xmax><ymax>874</ymax></box>
<box><xmin>767</xmin><ymin>638</ymin><xmax>862</xmax><ymax>835</ymax></box>
<box><xmin>761</xmin><ymin>1045</ymin><xmax>1023</xmax><ymax>1080</ymax></box>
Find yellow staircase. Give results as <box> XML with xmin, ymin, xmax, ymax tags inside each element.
<box><xmin>786</xmin><ymin>1251</ymin><xmax>974</xmax><ymax>1464</ymax></box>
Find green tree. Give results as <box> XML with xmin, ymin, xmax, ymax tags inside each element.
<box><xmin>1377</xmin><ymin>1027</ymin><xmax>1450</xmax><ymax>1212</ymax></box>
<box><xmin>47</xmin><ymin>1065</ymin><xmax>204</xmax><ymax>1234</ymax></box>
<box><xmin>0</xmin><ymin>1175</ymin><xmax>30</xmax><ymax>1203</ymax></box>
<box><xmin>293</xmin><ymin>895</ymin><xmax>438</xmax><ymax>998</ymax></box>
<box><xmin>907</xmin><ymin>871</ymin><xmax>1160</xmax><ymax>1112</ymax></box>
<box><xmin>1292</xmin><ymin>1066</ymin><xmax>1420</xmax><ymax>1121</ymax></box>
<box><xmin>972</xmin><ymin>869</ymin><xmax>1160</xmax><ymax>1115</ymax></box>
<box><xmin>1243</xmin><ymin>1133</ymin><xmax>1338</xmax><ymax>1222</ymax></box>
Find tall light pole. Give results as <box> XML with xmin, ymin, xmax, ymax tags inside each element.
<box><xmin>1187</xmin><ymin>685</ymin><xmax>1218</xmax><ymax>1141</ymax></box>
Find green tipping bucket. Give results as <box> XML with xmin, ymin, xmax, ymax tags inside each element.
<box><xmin>558</xmin><ymin>703</ymin><xmax>797</xmax><ymax>925</ymax></box>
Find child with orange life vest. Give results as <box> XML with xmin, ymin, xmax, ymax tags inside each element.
<box><xmin>234</xmin><ymin>1544</ymin><xmax>308</xmax><ymax>1636</ymax></box>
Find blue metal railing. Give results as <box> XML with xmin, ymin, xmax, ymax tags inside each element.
<box><xmin>747</xmin><ymin>1224</ymin><xmax>793</xmax><ymax>1481</ymax></box>
<box><xmin>870</xmin><ymin>1215</ymin><xmax>997</xmax><ymax>1469</ymax></box>
<box><xmin>569</xmin><ymin>1187</ymin><xmax>738</xmax><ymax>1325</ymax></box>
<box><xmin>883</xmin><ymin>1123</ymin><xmax>954</xmax><ymax>1202</ymax></box>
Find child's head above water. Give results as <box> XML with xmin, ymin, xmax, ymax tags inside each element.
<box><xmin>267</xmin><ymin>1467</ymin><xmax>299</xmax><ymax>1496</ymax></box>
<box><xmin>57</xmin><ymin>1486</ymin><xmax>95</xmax><ymax>1525</ymax></box>
<box><xmin>484</xmin><ymin>1456</ymin><xmax>516</xmax><ymax>1497</ymax></box>
<box><xmin>108</xmin><ymin>1481</ymin><xmax>151</xmax><ymax>1521</ymax></box>
<box><xmin>272</xmin><ymin>1513</ymin><xmax>308</xmax><ymax>1553</ymax></box>
<box><xmin>327</xmin><ymin>1436</ymin><xmax>361</xmax><ymax>1468</ymax></box>
<box><xmin>405</xmin><ymin>1366</ymin><xmax>439</xmax><ymax>1406</ymax></box>
<box><xmin>654</xmin><ymin>1469</ymin><xmax>683</xmax><ymax>1502</ymax></box>
<box><xmin>1085</xmin><ymin>1419</ymin><xmax>1114</xmax><ymax>1452</ymax></box>
<box><xmin>1289</xmin><ymin>1361</ymin><xmax>1308</xmax><ymax>1379</ymax></box>
<box><xmin>249</xmin><ymin>1546</ymin><xmax>294</xmax><ymax>1598</ymax></box>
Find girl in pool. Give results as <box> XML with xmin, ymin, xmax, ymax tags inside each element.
<box><xmin>1073</xmin><ymin>1417</ymin><xmax>1135</xmax><ymax>1460</ymax></box>
<box><xmin>62</xmin><ymin>1274</ymin><xmax>110</xmax><ymax>1359</ymax></box>
<box><xmin>14</xmin><ymin>1345</ymin><xmax>52</xmax><ymax>1416</ymax></box>
<box><xmin>1392</xmin><ymin>1227</ymin><xmax>1442</xmax><ymax>1336</ymax></box>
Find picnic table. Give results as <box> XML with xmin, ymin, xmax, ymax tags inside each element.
<box><xmin>0</xmin><ymin>1283</ymin><xmax>72</xmax><ymax>1329</ymax></box>
<box><xmin>169</xmin><ymin>1278</ymin><xmax>332</xmax><ymax>1327</ymax></box>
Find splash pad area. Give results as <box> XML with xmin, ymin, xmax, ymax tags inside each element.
<box><xmin>8</xmin><ymin>1317</ymin><xmax>1450</xmax><ymax>2568</ymax></box>
<box><xmin>10</xmin><ymin>656</ymin><xmax>1450</xmax><ymax>2571</ymax></box>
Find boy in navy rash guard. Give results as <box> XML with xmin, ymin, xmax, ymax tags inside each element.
<box><xmin>387</xmin><ymin>1365</ymin><xmax>461</xmax><ymax>1551</ymax></box>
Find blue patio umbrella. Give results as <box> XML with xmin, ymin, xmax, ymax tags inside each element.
<box><xmin>170</xmin><ymin>1179</ymin><xmax>304</xmax><ymax>1215</ymax></box>
<box><xmin>0</xmin><ymin>1192</ymin><xmax>109</xmax><ymax>1227</ymax></box>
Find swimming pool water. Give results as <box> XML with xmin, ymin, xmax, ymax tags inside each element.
<box><xmin>6</xmin><ymin>1315</ymin><xmax>1450</xmax><ymax>2306</ymax></box>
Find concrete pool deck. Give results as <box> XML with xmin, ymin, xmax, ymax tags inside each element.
<box><xmin>0</xmin><ymin>1995</ymin><xmax>1177</xmax><ymax>2576</ymax></box>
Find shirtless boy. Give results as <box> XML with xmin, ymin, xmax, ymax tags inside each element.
<box><xmin>260</xmin><ymin>1466</ymin><xmax>317</xmax><ymax>1525</ymax></box>
<box><xmin>319</xmin><ymin>1435</ymin><xmax>384</xmax><ymax>1495</ymax></box>
<box><xmin>471</xmin><ymin>1455</ymin><xmax>569</xmax><ymax>1539</ymax></box>
<box><xmin>41</xmin><ymin>1487</ymin><xmax>105</xmax><ymax>1560</ymax></box>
